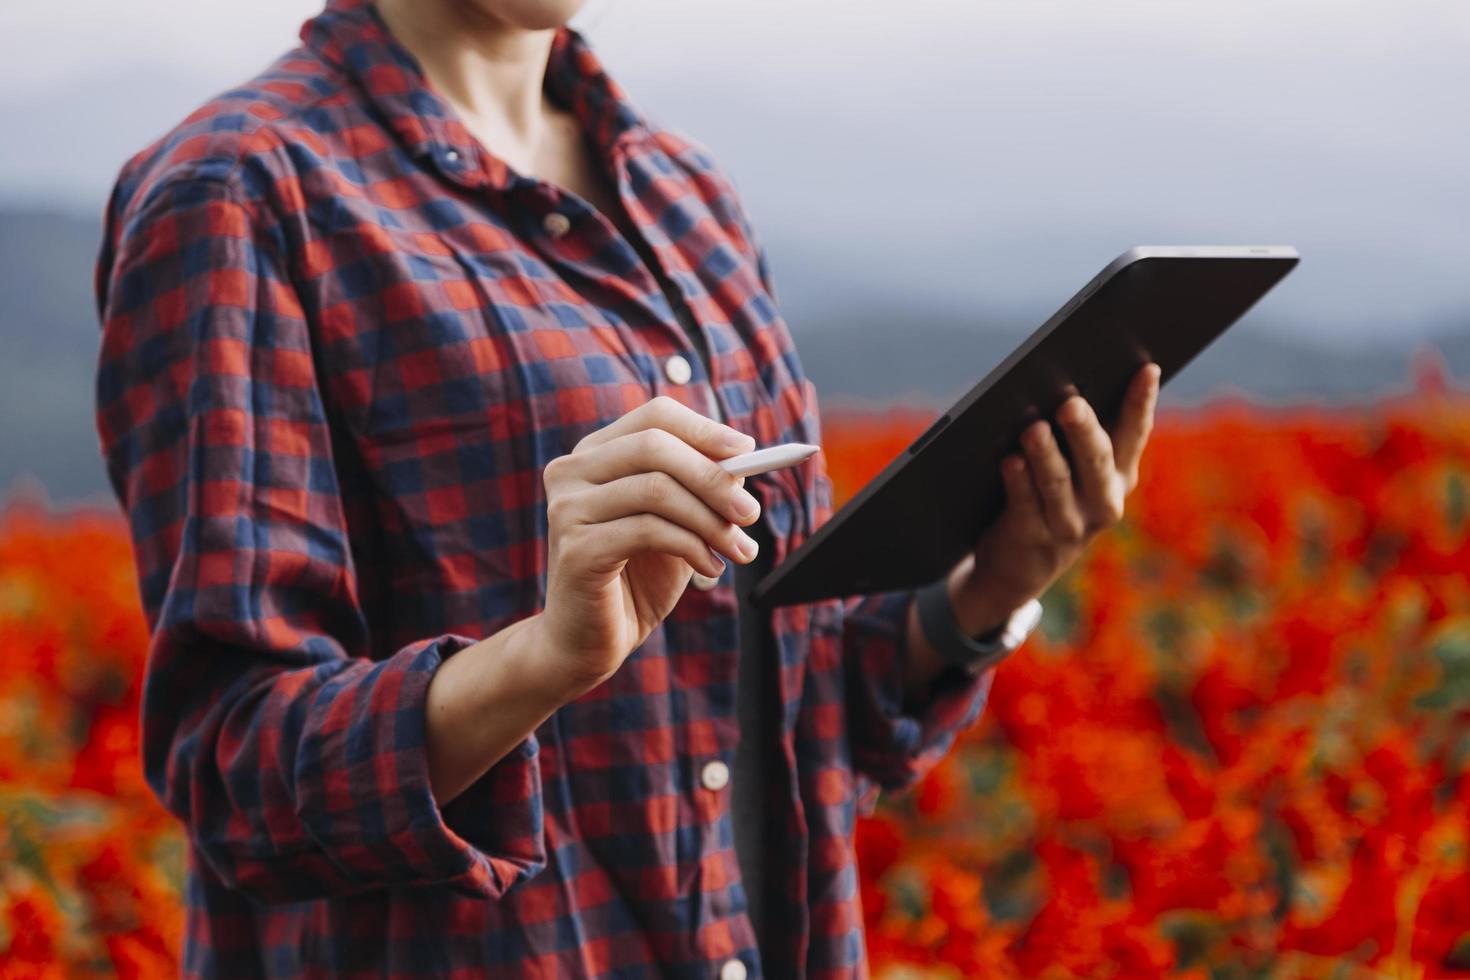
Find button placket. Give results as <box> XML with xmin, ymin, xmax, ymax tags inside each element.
<box><xmin>431</xmin><ymin>145</ymin><xmax>483</xmax><ymax>188</ymax></box>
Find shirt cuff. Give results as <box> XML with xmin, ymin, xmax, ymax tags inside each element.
<box><xmin>843</xmin><ymin>588</ymin><xmax>997</xmax><ymax>808</ymax></box>
<box><xmin>287</xmin><ymin>636</ymin><xmax>548</xmax><ymax>901</ymax></box>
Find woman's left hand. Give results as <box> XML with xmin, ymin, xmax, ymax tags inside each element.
<box><xmin>949</xmin><ymin>362</ymin><xmax>1162</xmax><ymax>631</ymax></box>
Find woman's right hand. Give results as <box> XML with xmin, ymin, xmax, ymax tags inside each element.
<box><xmin>536</xmin><ymin>396</ymin><xmax>763</xmax><ymax>692</ymax></box>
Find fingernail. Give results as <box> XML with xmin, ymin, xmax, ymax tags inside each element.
<box><xmin>724</xmin><ymin>429</ymin><xmax>755</xmax><ymax>451</ymax></box>
<box><xmin>737</xmin><ymin>531</ymin><xmax>759</xmax><ymax>560</ymax></box>
<box><xmin>732</xmin><ymin>486</ymin><xmax>759</xmax><ymax>520</ymax></box>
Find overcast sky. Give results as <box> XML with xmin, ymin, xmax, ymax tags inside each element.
<box><xmin>3</xmin><ymin>0</ymin><xmax>1467</xmax><ymax>344</ymax></box>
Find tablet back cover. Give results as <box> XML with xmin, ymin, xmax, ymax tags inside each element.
<box><xmin>751</xmin><ymin>248</ymin><xmax>1299</xmax><ymax>609</ymax></box>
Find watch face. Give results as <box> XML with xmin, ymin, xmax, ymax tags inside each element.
<box><xmin>1013</xmin><ymin>598</ymin><xmax>1044</xmax><ymax>644</ymax></box>
<box><xmin>989</xmin><ymin>599</ymin><xmax>1044</xmax><ymax>658</ymax></box>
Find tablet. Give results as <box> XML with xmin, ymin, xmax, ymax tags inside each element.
<box><xmin>751</xmin><ymin>245</ymin><xmax>1300</xmax><ymax>609</ymax></box>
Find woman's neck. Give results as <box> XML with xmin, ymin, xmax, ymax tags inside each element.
<box><xmin>372</xmin><ymin>0</ymin><xmax>557</xmax><ymax>161</ymax></box>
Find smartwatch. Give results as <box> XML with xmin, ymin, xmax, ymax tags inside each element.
<box><xmin>915</xmin><ymin>579</ymin><xmax>1043</xmax><ymax>675</ymax></box>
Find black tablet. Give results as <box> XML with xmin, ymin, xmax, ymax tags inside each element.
<box><xmin>751</xmin><ymin>245</ymin><xmax>1300</xmax><ymax>609</ymax></box>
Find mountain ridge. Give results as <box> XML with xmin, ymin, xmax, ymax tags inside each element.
<box><xmin>4</xmin><ymin>208</ymin><xmax>1464</xmax><ymax>503</ymax></box>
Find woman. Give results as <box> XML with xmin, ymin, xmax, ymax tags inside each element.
<box><xmin>94</xmin><ymin>0</ymin><xmax>1160</xmax><ymax>976</ymax></box>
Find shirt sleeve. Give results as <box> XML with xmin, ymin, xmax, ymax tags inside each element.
<box><xmin>94</xmin><ymin>170</ymin><xmax>546</xmax><ymax>904</ymax></box>
<box><xmin>840</xmin><ymin>586</ymin><xmax>997</xmax><ymax>814</ymax></box>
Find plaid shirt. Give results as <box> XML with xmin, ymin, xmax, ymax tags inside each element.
<box><xmin>94</xmin><ymin>1</ymin><xmax>996</xmax><ymax>975</ymax></box>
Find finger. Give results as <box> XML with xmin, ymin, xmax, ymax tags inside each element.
<box><xmin>999</xmin><ymin>452</ymin><xmax>1047</xmax><ymax>539</ymax></box>
<box><xmin>1022</xmin><ymin>419</ymin><xmax>1087</xmax><ymax>543</ymax></box>
<box><xmin>574</xmin><ymin>394</ymin><xmax>755</xmax><ymax>459</ymax></box>
<box><xmin>568</xmin><ymin>512</ymin><xmax>728</xmax><ymax>579</ymax></box>
<box><xmin>572</xmin><ymin>427</ymin><xmax>761</xmax><ymax>528</ymax></box>
<box><xmin>565</xmin><ymin>472</ymin><xmax>759</xmax><ymax>565</ymax></box>
<box><xmin>1110</xmin><ymin>362</ymin><xmax>1161</xmax><ymax>482</ymax></box>
<box><xmin>1054</xmin><ymin>395</ymin><xmax>1124</xmax><ymax>529</ymax></box>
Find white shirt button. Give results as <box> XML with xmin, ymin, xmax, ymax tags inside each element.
<box><xmin>690</xmin><ymin>569</ymin><xmax>722</xmax><ymax>591</ymax></box>
<box><xmin>443</xmin><ymin>149</ymin><xmax>460</xmax><ymax>165</ymax></box>
<box><xmin>663</xmin><ymin>354</ymin><xmax>693</xmax><ymax>385</ymax></box>
<box><xmin>543</xmin><ymin>211</ymin><xmax>572</xmax><ymax>238</ymax></box>
<box><xmin>719</xmin><ymin>958</ymin><xmax>747</xmax><ymax>980</ymax></box>
<box><xmin>700</xmin><ymin>760</ymin><xmax>730</xmax><ymax>792</ymax></box>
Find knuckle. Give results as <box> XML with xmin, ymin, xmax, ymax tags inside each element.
<box><xmin>546</xmin><ymin>492</ymin><xmax>573</xmax><ymax>525</ymax></box>
<box><xmin>635</xmin><ymin>427</ymin><xmax>668</xmax><ymax>460</ymax></box>
<box><xmin>1042</xmin><ymin>472</ymin><xmax>1071</xmax><ymax>496</ymax></box>
<box><xmin>1061</xmin><ymin>516</ymin><xmax>1087</xmax><ymax>542</ymax></box>
<box><xmin>1033</xmin><ymin>526</ymin><xmax>1062</xmax><ymax>552</ymax></box>
<box><xmin>648</xmin><ymin>426</ymin><xmax>679</xmax><ymax>454</ymax></box>
<box><xmin>638</xmin><ymin>471</ymin><xmax>672</xmax><ymax>508</ymax></box>
<box><xmin>654</xmin><ymin>395</ymin><xmax>692</xmax><ymax>424</ymax></box>
<box><xmin>558</xmin><ymin>520</ymin><xmax>591</xmax><ymax>556</ymax></box>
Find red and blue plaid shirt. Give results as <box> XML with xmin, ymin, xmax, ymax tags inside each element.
<box><xmin>94</xmin><ymin>1</ymin><xmax>996</xmax><ymax>975</ymax></box>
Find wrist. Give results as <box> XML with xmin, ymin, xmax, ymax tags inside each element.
<box><xmin>946</xmin><ymin>557</ymin><xmax>1033</xmax><ymax>640</ymax></box>
<box><xmin>518</xmin><ymin>613</ymin><xmax>610</xmax><ymax>706</ymax></box>
<box><xmin>916</xmin><ymin>567</ymin><xmax>1043</xmax><ymax>679</ymax></box>
<box><xmin>424</xmin><ymin>613</ymin><xmax>577</xmax><ymax>806</ymax></box>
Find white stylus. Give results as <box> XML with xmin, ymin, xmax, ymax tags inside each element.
<box><xmin>718</xmin><ymin>442</ymin><xmax>820</xmax><ymax>478</ymax></box>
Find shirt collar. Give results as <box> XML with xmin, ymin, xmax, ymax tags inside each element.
<box><xmin>300</xmin><ymin>0</ymin><xmax>651</xmax><ymax>189</ymax></box>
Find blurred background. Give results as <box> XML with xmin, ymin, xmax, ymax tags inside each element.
<box><xmin>2</xmin><ymin>1</ymin><xmax>1467</xmax><ymax>976</ymax></box>
<box><xmin>3</xmin><ymin>0</ymin><xmax>1467</xmax><ymax>501</ymax></box>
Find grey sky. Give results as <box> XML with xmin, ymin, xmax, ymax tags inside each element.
<box><xmin>3</xmin><ymin>0</ymin><xmax>1466</xmax><ymax>344</ymax></box>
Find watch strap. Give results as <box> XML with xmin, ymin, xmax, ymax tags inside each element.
<box><xmin>915</xmin><ymin>578</ymin><xmax>1041</xmax><ymax>674</ymax></box>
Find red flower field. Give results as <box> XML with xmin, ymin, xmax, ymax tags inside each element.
<box><xmin>2</xmin><ymin>357</ymin><xmax>1467</xmax><ymax>976</ymax></box>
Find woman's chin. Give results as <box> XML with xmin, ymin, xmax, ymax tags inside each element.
<box><xmin>467</xmin><ymin>0</ymin><xmax>586</xmax><ymax>31</ymax></box>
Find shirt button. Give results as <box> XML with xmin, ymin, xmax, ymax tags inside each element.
<box><xmin>719</xmin><ymin>958</ymin><xmax>748</xmax><ymax>980</ymax></box>
<box><xmin>700</xmin><ymin>760</ymin><xmax>730</xmax><ymax>792</ymax></box>
<box><xmin>663</xmin><ymin>354</ymin><xmax>693</xmax><ymax>385</ymax></box>
<box><xmin>543</xmin><ymin>211</ymin><xmax>572</xmax><ymax>238</ymax></box>
<box><xmin>443</xmin><ymin>149</ymin><xmax>460</xmax><ymax>165</ymax></box>
<box><xmin>690</xmin><ymin>569</ymin><xmax>722</xmax><ymax>591</ymax></box>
